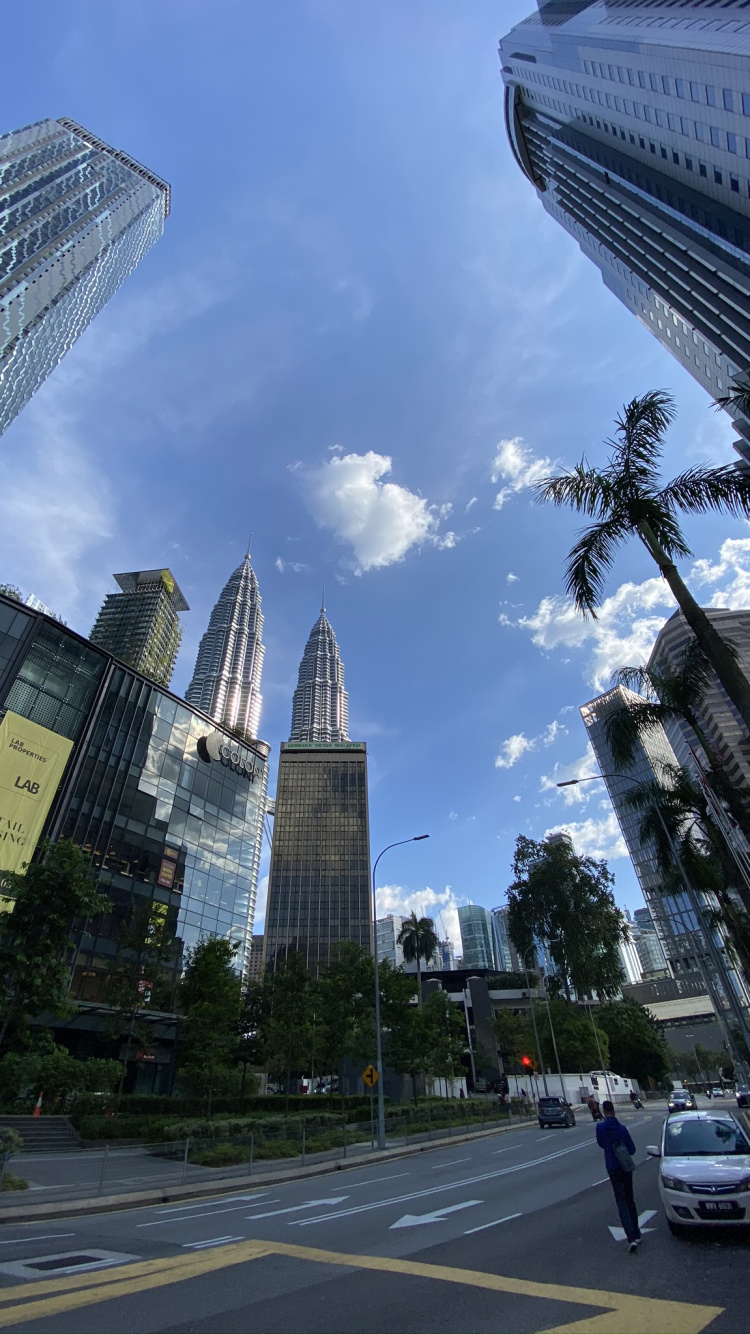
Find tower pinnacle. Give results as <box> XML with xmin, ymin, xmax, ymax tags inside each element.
<box><xmin>289</xmin><ymin>605</ymin><xmax>349</xmax><ymax>743</ymax></box>
<box><xmin>186</xmin><ymin>554</ymin><xmax>265</xmax><ymax>737</ymax></box>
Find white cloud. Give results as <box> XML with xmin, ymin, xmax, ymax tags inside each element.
<box><xmin>275</xmin><ymin>557</ymin><xmax>309</xmax><ymax>574</ymax></box>
<box><xmin>448</xmin><ymin>810</ymin><xmax>458</xmax><ymax>821</ymax></box>
<box><xmin>465</xmin><ymin>496</ymin><xmax>478</xmax><ymax>513</ymax></box>
<box><xmin>544</xmin><ymin>812</ymin><xmax>627</xmax><ymax>862</ymax></box>
<box><xmin>253</xmin><ymin>874</ymin><xmax>269</xmax><ymax>930</ymax></box>
<box><xmin>692</xmin><ymin>537</ymin><xmax>750</xmax><ymax>609</ymax></box>
<box><xmin>513</xmin><ymin>794</ymin><xmax>522</xmax><ymax>803</ymax></box>
<box><xmin>491</xmin><ymin>437</ymin><xmax>556</xmax><ymax>511</ymax></box>
<box><xmin>543</xmin><ymin>720</ymin><xmax>567</xmax><ymax>746</ymax></box>
<box><xmin>375</xmin><ymin>883</ymin><xmax>466</xmax><ymax>953</ymax></box>
<box><xmin>495</xmin><ymin>732</ymin><xmax>535</xmax><ymax>769</ymax></box>
<box><xmin>506</xmin><ymin>572</ymin><xmax>519</xmax><ymax>584</ymax></box>
<box><xmin>300</xmin><ymin>451</ymin><xmax>437</xmax><ymax>573</ymax></box>
<box><xmin>539</xmin><ymin>744</ymin><xmax>603</xmax><ymax>806</ymax></box>
<box><xmin>436</xmin><ymin>531</ymin><xmax>457</xmax><ymax>550</ymax></box>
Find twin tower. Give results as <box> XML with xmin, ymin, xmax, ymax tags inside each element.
<box><xmin>185</xmin><ymin>554</ymin><xmax>371</xmax><ymax>977</ymax></box>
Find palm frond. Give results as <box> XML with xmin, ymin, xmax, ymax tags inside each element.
<box><xmin>612</xmin><ymin>664</ymin><xmax>658</xmax><ymax>698</ymax></box>
<box><xmin>564</xmin><ymin>517</ymin><xmax>630</xmax><ymax>614</ymax></box>
<box><xmin>660</xmin><ymin>464</ymin><xmax>750</xmax><ymax>520</ymax></box>
<box><xmin>603</xmin><ymin>699</ymin><xmax>667</xmax><ymax>769</ymax></box>
<box><xmin>633</xmin><ymin>498</ymin><xmax>693</xmax><ymax>562</ymax></box>
<box><xmin>715</xmin><ymin>372</ymin><xmax>750</xmax><ymax>419</ymax></box>
<box><xmin>613</xmin><ymin>391</ymin><xmax>676</xmax><ymax>474</ymax></box>
<box><xmin>534</xmin><ymin>464</ymin><xmax>613</xmax><ymax>517</ymax></box>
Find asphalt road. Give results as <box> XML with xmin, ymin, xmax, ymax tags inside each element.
<box><xmin>0</xmin><ymin>1102</ymin><xmax>746</xmax><ymax>1333</ymax></box>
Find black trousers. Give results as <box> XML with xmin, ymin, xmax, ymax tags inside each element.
<box><xmin>608</xmin><ymin>1168</ymin><xmax>640</xmax><ymax>1242</ymax></box>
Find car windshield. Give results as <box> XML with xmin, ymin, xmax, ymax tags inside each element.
<box><xmin>665</xmin><ymin>1118</ymin><xmax>750</xmax><ymax>1157</ymax></box>
<box><xmin>539</xmin><ymin>1098</ymin><xmax>561</xmax><ymax>1107</ymax></box>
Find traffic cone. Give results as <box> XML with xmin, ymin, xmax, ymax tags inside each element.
<box><xmin>32</xmin><ymin>1092</ymin><xmax>43</xmax><ymax>1118</ymax></box>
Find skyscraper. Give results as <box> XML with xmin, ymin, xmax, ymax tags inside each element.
<box><xmin>186</xmin><ymin>554</ymin><xmax>265</xmax><ymax>739</ymax></box>
<box><xmin>458</xmin><ymin>905</ymin><xmax>501</xmax><ymax>971</ymax></box>
<box><xmin>1</xmin><ymin>118</ymin><xmax>170</xmax><ymax>437</ymax></box>
<box><xmin>89</xmin><ymin>569</ymin><xmax>188</xmax><ymax>688</ymax></box>
<box><xmin>289</xmin><ymin>605</ymin><xmax>349</xmax><ymax>743</ymax></box>
<box><xmin>264</xmin><ymin>607</ymin><xmax>371</xmax><ymax>974</ymax></box>
<box><xmin>500</xmin><ymin>1</ymin><xmax>750</xmax><ymax>462</ymax></box>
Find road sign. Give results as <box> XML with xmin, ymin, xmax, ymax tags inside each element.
<box><xmin>362</xmin><ymin>1064</ymin><xmax>379</xmax><ymax>1088</ymax></box>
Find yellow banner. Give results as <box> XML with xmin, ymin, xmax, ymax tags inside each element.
<box><xmin>0</xmin><ymin>711</ymin><xmax>74</xmax><ymax>876</ymax></box>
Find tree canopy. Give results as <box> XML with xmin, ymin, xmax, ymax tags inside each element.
<box><xmin>595</xmin><ymin>999</ymin><xmax>669</xmax><ymax>1086</ymax></box>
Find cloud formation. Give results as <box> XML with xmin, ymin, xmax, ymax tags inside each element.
<box><xmin>544</xmin><ymin>812</ymin><xmax>627</xmax><ymax>862</ymax></box>
<box><xmin>539</xmin><ymin>744</ymin><xmax>603</xmax><ymax>806</ymax></box>
<box><xmin>491</xmin><ymin>437</ymin><xmax>555</xmax><ymax>511</ymax></box>
<box><xmin>495</xmin><ymin>717</ymin><xmax>568</xmax><ymax>770</ymax></box>
<box><xmin>301</xmin><ymin>450</ymin><xmax>437</xmax><ymax>573</ymax></box>
<box><xmin>375</xmin><ymin>882</ymin><xmax>466</xmax><ymax>953</ymax></box>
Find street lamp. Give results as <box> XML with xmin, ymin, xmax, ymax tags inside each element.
<box><xmin>523</xmin><ymin>945</ymin><xmax>549</xmax><ymax>1097</ymax></box>
<box><xmin>371</xmin><ymin>835</ymin><xmax>429</xmax><ymax>1150</ymax></box>
<box><xmin>557</xmin><ymin>774</ymin><xmax>750</xmax><ymax>1085</ymax></box>
<box><xmin>540</xmin><ymin>938</ymin><xmax>569</xmax><ymax>1105</ymax></box>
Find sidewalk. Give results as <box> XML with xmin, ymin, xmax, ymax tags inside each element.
<box><xmin>0</xmin><ymin>1115</ymin><xmax>539</xmax><ymax>1225</ymax></box>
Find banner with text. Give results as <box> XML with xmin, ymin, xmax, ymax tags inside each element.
<box><xmin>0</xmin><ymin>711</ymin><xmax>73</xmax><ymax>876</ymax></box>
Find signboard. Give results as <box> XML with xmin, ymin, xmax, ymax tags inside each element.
<box><xmin>362</xmin><ymin>1064</ymin><xmax>379</xmax><ymax>1089</ymax></box>
<box><xmin>0</xmin><ymin>711</ymin><xmax>73</xmax><ymax>876</ymax></box>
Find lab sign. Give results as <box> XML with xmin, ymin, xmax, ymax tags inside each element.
<box><xmin>0</xmin><ymin>711</ymin><xmax>73</xmax><ymax>876</ymax></box>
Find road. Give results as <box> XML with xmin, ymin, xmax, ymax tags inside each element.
<box><xmin>0</xmin><ymin>1102</ymin><xmax>746</xmax><ymax>1333</ymax></box>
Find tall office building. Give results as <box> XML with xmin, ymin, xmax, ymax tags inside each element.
<box><xmin>264</xmin><ymin>608</ymin><xmax>371</xmax><ymax>974</ymax></box>
<box><xmin>500</xmin><ymin>1</ymin><xmax>750</xmax><ymax>462</ymax></box>
<box><xmin>649</xmin><ymin>607</ymin><xmax>750</xmax><ymax>789</ymax></box>
<box><xmin>1</xmin><ymin>118</ymin><xmax>170</xmax><ymax>437</ymax></box>
<box><xmin>458</xmin><ymin>905</ymin><xmax>500</xmax><ymax>971</ymax></box>
<box><xmin>289</xmin><ymin>605</ymin><xmax>349</xmax><ymax>743</ymax></box>
<box><xmin>491</xmin><ymin>905</ymin><xmax>522</xmax><ymax>973</ymax></box>
<box><xmin>633</xmin><ymin>906</ymin><xmax>669</xmax><ymax>977</ymax></box>
<box><xmin>89</xmin><ymin>569</ymin><xmax>188</xmax><ymax>688</ymax></box>
<box><xmin>186</xmin><ymin>554</ymin><xmax>265</xmax><ymax>739</ymax></box>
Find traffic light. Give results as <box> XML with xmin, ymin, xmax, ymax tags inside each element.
<box><xmin>521</xmin><ymin>1055</ymin><xmax>532</xmax><ymax>1067</ymax></box>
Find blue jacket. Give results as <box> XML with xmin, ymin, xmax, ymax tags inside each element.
<box><xmin>596</xmin><ymin>1116</ymin><xmax>636</xmax><ymax>1173</ymax></box>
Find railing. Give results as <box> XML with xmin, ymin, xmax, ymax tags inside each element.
<box><xmin>0</xmin><ymin>1101</ymin><xmax>536</xmax><ymax>1206</ymax></box>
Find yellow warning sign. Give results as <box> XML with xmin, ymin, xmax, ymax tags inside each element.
<box><xmin>362</xmin><ymin>1064</ymin><xmax>379</xmax><ymax>1088</ymax></box>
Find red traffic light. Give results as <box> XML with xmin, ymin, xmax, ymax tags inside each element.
<box><xmin>521</xmin><ymin>1055</ymin><xmax>532</xmax><ymax>1067</ymax></box>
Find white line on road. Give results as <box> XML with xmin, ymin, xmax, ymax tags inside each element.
<box><xmin>292</xmin><ymin>1139</ymin><xmax>594</xmax><ymax>1227</ymax></box>
<box><xmin>247</xmin><ymin>1197</ymin><xmax>348</xmax><ymax>1220</ymax></box>
<box><xmin>464</xmin><ymin>1212</ymin><xmax>522</xmax><ymax>1235</ymax></box>
<box><xmin>139</xmin><ymin>1200</ymin><xmax>279</xmax><ymax>1229</ymax></box>
<box><xmin>608</xmin><ymin>1209</ymin><xmax>657</xmax><ymax>1242</ymax></box>
<box><xmin>590</xmin><ymin>1178</ymin><xmax>609</xmax><ymax>1187</ymax></box>
<box><xmin>391</xmin><ymin>1201</ymin><xmax>482</xmax><ymax>1229</ymax></box>
<box><xmin>492</xmin><ymin>1146</ymin><xmax>516</xmax><ymax>1155</ymax></box>
<box><xmin>346</xmin><ymin>1173</ymin><xmax>411</xmax><ymax>1188</ymax></box>
<box><xmin>430</xmin><ymin>1158</ymin><xmax>470</xmax><ymax>1169</ymax></box>
<box><xmin>536</xmin><ymin>1134</ymin><xmax>554</xmax><ymax>1140</ymax></box>
<box><xmin>0</xmin><ymin>1234</ymin><xmax>75</xmax><ymax>1245</ymax></box>
<box><xmin>155</xmin><ymin>1194</ymin><xmax>269</xmax><ymax>1215</ymax></box>
<box><xmin>182</xmin><ymin>1236</ymin><xmax>244</xmax><ymax>1249</ymax></box>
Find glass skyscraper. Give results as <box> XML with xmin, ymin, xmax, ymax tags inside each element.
<box><xmin>186</xmin><ymin>554</ymin><xmax>265</xmax><ymax>740</ymax></box>
<box><xmin>265</xmin><ymin>608</ymin><xmax>370</xmax><ymax>975</ymax></box>
<box><xmin>500</xmin><ymin>1</ymin><xmax>750</xmax><ymax>462</ymax></box>
<box><xmin>0</xmin><ymin>118</ymin><xmax>170</xmax><ymax>437</ymax></box>
<box><xmin>458</xmin><ymin>904</ymin><xmax>501</xmax><ymax>971</ymax></box>
<box><xmin>89</xmin><ymin>569</ymin><xmax>188</xmax><ymax>689</ymax></box>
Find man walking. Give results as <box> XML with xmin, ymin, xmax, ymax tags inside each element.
<box><xmin>596</xmin><ymin>1100</ymin><xmax>641</xmax><ymax>1253</ymax></box>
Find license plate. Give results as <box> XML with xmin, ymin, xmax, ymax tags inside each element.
<box><xmin>698</xmin><ymin>1201</ymin><xmax>741</xmax><ymax>1216</ymax></box>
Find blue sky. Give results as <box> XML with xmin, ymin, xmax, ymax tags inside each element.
<box><xmin>3</xmin><ymin>0</ymin><xmax>750</xmax><ymax>951</ymax></box>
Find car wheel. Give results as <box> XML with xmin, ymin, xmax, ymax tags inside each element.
<box><xmin>667</xmin><ymin>1219</ymin><xmax>686</xmax><ymax>1237</ymax></box>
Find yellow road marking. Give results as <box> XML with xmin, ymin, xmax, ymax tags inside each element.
<box><xmin>0</xmin><ymin>1237</ymin><xmax>722</xmax><ymax>1333</ymax></box>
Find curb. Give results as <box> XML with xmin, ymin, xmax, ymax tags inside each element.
<box><xmin>0</xmin><ymin>1117</ymin><xmax>539</xmax><ymax>1224</ymax></box>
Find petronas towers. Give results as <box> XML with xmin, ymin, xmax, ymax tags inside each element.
<box><xmin>289</xmin><ymin>605</ymin><xmax>349</xmax><ymax>743</ymax></box>
<box><xmin>186</xmin><ymin>553</ymin><xmax>264</xmax><ymax>737</ymax></box>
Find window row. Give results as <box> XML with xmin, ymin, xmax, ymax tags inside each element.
<box><xmin>580</xmin><ymin>59</ymin><xmax>750</xmax><ymax>119</ymax></box>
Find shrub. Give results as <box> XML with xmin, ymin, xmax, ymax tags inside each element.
<box><xmin>0</xmin><ymin>1128</ymin><xmax>23</xmax><ymax>1157</ymax></box>
<box><xmin>1</xmin><ymin>1173</ymin><xmax>28</xmax><ymax>1192</ymax></box>
<box><xmin>188</xmin><ymin>1142</ymin><xmax>249</xmax><ymax>1167</ymax></box>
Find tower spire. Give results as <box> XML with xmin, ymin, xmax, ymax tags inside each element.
<box><xmin>289</xmin><ymin>604</ymin><xmax>349</xmax><ymax>743</ymax></box>
<box><xmin>186</xmin><ymin>554</ymin><xmax>265</xmax><ymax>737</ymax></box>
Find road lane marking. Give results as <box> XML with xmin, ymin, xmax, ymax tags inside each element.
<box><xmin>155</xmin><ymin>1194</ymin><xmax>268</xmax><ymax>1215</ymax></box>
<box><xmin>536</xmin><ymin>1134</ymin><xmax>554</xmax><ymax>1140</ymax></box>
<box><xmin>590</xmin><ymin>1179</ymin><xmax>609</xmax><ymax>1187</ymax></box>
<box><xmin>292</xmin><ymin>1139</ymin><xmax>595</xmax><ymax>1226</ymax></box>
<box><xmin>138</xmin><ymin>1200</ymin><xmax>279</xmax><ymax>1228</ymax></box>
<box><xmin>0</xmin><ymin>1237</ymin><xmax>721</xmax><ymax>1333</ymax></box>
<box><xmin>346</xmin><ymin>1173</ymin><xmax>411</xmax><ymax>1187</ymax></box>
<box><xmin>183</xmin><ymin>1236</ymin><xmax>244</xmax><ymax>1250</ymax></box>
<box><xmin>0</xmin><ymin>1235</ymin><xmax>74</xmax><ymax>1246</ymax></box>
<box><xmin>609</xmin><ymin>1210</ymin><xmax>658</xmax><ymax>1242</ymax></box>
<box><xmin>390</xmin><ymin>1201</ymin><xmax>481</xmax><ymax>1228</ymax></box>
<box><xmin>431</xmin><ymin>1158</ymin><xmax>471</xmax><ymax>1169</ymax></box>
<box><xmin>464</xmin><ymin>1212</ymin><xmax>522</xmax><ymax>1235</ymax></box>
<box><xmin>247</xmin><ymin>1196</ymin><xmax>347</xmax><ymax>1220</ymax></box>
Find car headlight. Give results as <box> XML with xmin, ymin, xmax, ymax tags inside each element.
<box><xmin>738</xmin><ymin>1177</ymin><xmax>750</xmax><ymax>1194</ymax></box>
<box><xmin>661</xmin><ymin>1173</ymin><xmax>687</xmax><ymax>1192</ymax></box>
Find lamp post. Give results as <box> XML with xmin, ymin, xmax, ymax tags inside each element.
<box><xmin>523</xmin><ymin>945</ymin><xmax>549</xmax><ymax>1097</ymax></box>
<box><xmin>540</xmin><ymin>940</ymin><xmax>568</xmax><ymax>1104</ymax></box>
<box><xmin>371</xmin><ymin>835</ymin><xmax>429</xmax><ymax>1150</ymax></box>
<box><xmin>557</xmin><ymin>775</ymin><xmax>750</xmax><ymax>1086</ymax></box>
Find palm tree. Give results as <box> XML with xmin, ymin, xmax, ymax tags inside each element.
<box><xmin>535</xmin><ymin>390</ymin><xmax>750</xmax><ymax>734</ymax></box>
<box><xmin>716</xmin><ymin>372</ymin><xmax>750</xmax><ymax>422</ymax></box>
<box><xmin>396</xmin><ymin>912</ymin><xmax>439</xmax><ymax>1006</ymax></box>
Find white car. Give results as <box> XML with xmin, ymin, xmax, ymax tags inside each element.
<box><xmin>711</xmin><ymin>1087</ymin><xmax>726</xmax><ymax>1099</ymax></box>
<box><xmin>647</xmin><ymin>1111</ymin><xmax>750</xmax><ymax>1233</ymax></box>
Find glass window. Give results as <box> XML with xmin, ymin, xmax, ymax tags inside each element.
<box><xmin>675</xmin><ymin>78</ymin><xmax>686</xmax><ymax>98</ymax></box>
<box><xmin>638</xmin><ymin>70</ymin><xmax>647</xmax><ymax>89</ymax></box>
<box><xmin>681</xmin><ymin>118</ymin><xmax>692</xmax><ymax>136</ymax></box>
<box><xmin>714</xmin><ymin>168</ymin><xmax>723</xmax><ymax>184</ymax></box>
<box><xmin>699</xmin><ymin>162</ymin><xmax>707</xmax><ymax>177</ymax></box>
<box><xmin>661</xmin><ymin>75</ymin><xmax>671</xmax><ymax>95</ymax></box>
<box><xmin>710</xmin><ymin>126</ymin><xmax>720</xmax><ymax>147</ymax></box>
<box><xmin>731</xmin><ymin>175</ymin><xmax>739</xmax><ymax>193</ymax></box>
<box><xmin>728</xmin><ymin>132</ymin><xmax>738</xmax><ymax>154</ymax></box>
<box><xmin>685</xmin><ymin>157</ymin><xmax>693</xmax><ymax>171</ymax></box>
<box><xmin>694</xmin><ymin>122</ymin><xmax>706</xmax><ymax>142</ymax></box>
<box><xmin>743</xmin><ymin>92</ymin><xmax>750</xmax><ymax>117</ymax></box>
<box><xmin>706</xmin><ymin>85</ymin><xmax>717</xmax><ymax>107</ymax></box>
<box><xmin>723</xmin><ymin>89</ymin><xmax>735</xmax><ymax>113</ymax></box>
<box><xmin>690</xmin><ymin>82</ymin><xmax>701</xmax><ymax>102</ymax></box>
<box><xmin>649</xmin><ymin>72</ymin><xmax>659</xmax><ymax>92</ymax></box>
<box><xmin>665</xmin><ymin>1118</ymin><xmax>750</xmax><ymax>1157</ymax></box>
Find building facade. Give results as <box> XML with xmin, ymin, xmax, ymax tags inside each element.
<box><xmin>0</xmin><ymin>592</ymin><xmax>269</xmax><ymax>1089</ymax></box>
<box><xmin>185</xmin><ymin>554</ymin><xmax>265</xmax><ymax>740</ymax></box>
<box><xmin>491</xmin><ymin>905</ymin><xmax>522</xmax><ymax>972</ymax></box>
<box><xmin>89</xmin><ymin>569</ymin><xmax>188</xmax><ymax>689</ymax></box>
<box><xmin>458</xmin><ymin>905</ymin><xmax>501</xmax><ymax>972</ymax></box>
<box><xmin>289</xmin><ymin>607</ymin><xmax>349</xmax><ymax>743</ymax></box>
<box><xmin>500</xmin><ymin>1</ymin><xmax>750</xmax><ymax>462</ymax></box>
<box><xmin>633</xmin><ymin>905</ymin><xmax>669</xmax><ymax>977</ymax></box>
<box><xmin>377</xmin><ymin>915</ymin><xmax>405</xmax><ymax>969</ymax></box>
<box><xmin>1</xmin><ymin>118</ymin><xmax>169</xmax><ymax>437</ymax></box>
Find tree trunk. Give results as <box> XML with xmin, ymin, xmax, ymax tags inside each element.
<box><xmin>638</xmin><ymin>522</ymin><xmax>750</xmax><ymax>736</ymax></box>
<box><xmin>416</xmin><ymin>954</ymin><xmax>422</xmax><ymax>1008</ymax></box>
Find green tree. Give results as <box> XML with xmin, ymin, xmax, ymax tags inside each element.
<box><xmin>506</xmin><ymin>836</ymin><xmax>627</xmax><ymax>999</ymax></box>
<box><xmin>105</xmin><ymin>895</ymin><xmax>181</xmax><ymax>1105</ymax></box>
<box><xmin>0</xmin><ymin>839</ymin><xmax>107</xmax><ymax>1051</ymax></box>
<box><xmin>421</xmin><ymin>990</ymin><xmax>467</xmax><ymax>1092</ymax></box>
<box><xmin>492</xmin><ymin>1008</ymin><xmax>536</xmax><ymax>1068</ymax></box>
<box><xmin>535</xmin><ymin>1000</ymin><xmax>609</xmax><ymax>1073</ymax></box>
<box><xmin>261</xmin><ymin>952</ymin><xmax>313</xmax><ymax>1111</ymax></box>
<box><xmin>536</xmin><ymin>389</ymin><xmax>750</xmax><ymax>734</ymax></box>
<box><xmin>237</xmin><ymin>977</ymin><xmax>268</xmax><ymax>1102</ymax></box>
<box><xmin>315</xmin><ymin>942</ymin><xmax>374</xmax><ymax>1105</ymax></box>
<box><xmin>178</xmin><ymin>937</ymin><xmax>243</xmax><ymax>1115</ymax></box>
<box><xmin>396</xmin><ymin>913</ymin><xmax>439</xmax><ymax>1005</ymax></box>
<box><xmin>0</xmin><ymin>585</ymin><xmax>21</xmax><ymax>602</ymax></box>
<box><xmin>595</xmin><ymin>999</ymin><xmax>668</xmax><ymax>1085</ymax></box>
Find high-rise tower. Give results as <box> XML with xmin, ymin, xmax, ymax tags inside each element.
<box><xmin>89</xmin><ymin>569</ymin><xmax>188</xmax><ymax>688</ymax></box>
<box><xmin>1</xmin><ymin>118</ymin><xmax>170</xmax><ymax>437</ymax></box>
<box><xmin>264</xmin><ymin>606</ymin><xmax>370</xmax><ymax>975</ymax></box>
<box><xmin>499</xmin><ymin>1</ymin><xmax>750</xmax><ymax>462</ymax></box>
<box><xmin>185</xmin><ymin>554</ymin><xmax>265</xmax><ymax>738</ymax></box>
<box><xmin>289</xmin><ymin>604</ymin><xmax>349</xmax><ymax>743</ymax></box>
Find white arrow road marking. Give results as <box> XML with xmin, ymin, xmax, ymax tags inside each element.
<box><xmin>609</xmin><ymin>1210</ymin><xmax>658</xmax><ymax>1241</ymax></box>
<box><xmin>292</xmin><ymin>1139</ymin><xmax>594</xmax><ymax>1227</ymax></box>
<box><xmin>247</xmin><ymin>1197</ymin><xmax>348</xmax><ymax>1220</ymax></box>
<box><xmin>391</xmin><ymin>1201</ymin><xmax>482</xmax><ymax>1229</ymax></box>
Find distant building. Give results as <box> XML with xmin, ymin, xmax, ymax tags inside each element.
<box><xmin>491</xmin><ymin>906</ymin><xmax>521</xmax><ymax>972</ymax></box>
<box><xmin>23</xmin><ymin>594</ymin><xmax>60</xmax><ymax>621</ymax></box>
<box><xmin>245</xmin><ymin>935</ymin><xmax>266</xmax><ymax>983</ymax></box>
<box><xmin>186</xmin><ymin>553</ymin><xmax>265</xmax><ymax>740</ymax></box>
<box><xmin>458</xmin><ymin>905</ymin><xmax>500</xmax><ymax>972</ymax></box>
<box><xmin>265</xmin><ymin>607</ymin><xmax>371</xmax><ymax>974</ymax></box>
<box><xmin>633</xmin><ymin>907</ymin><xmax>669</xmax><ymax>978</ymax></box>
<box><xmin>618</xmin><ymin>933</ymin><xmax>643</xmax><ymax>986</ymax></box>
<box><xmin>1</xmin><ymin>118</ymin><xmax>169</xmax><ymax>437</ymax></box>
<box><xmin>89</xmin><ymin>569</ymin><xmax>188</xmax><ymax>688</ymax></box>
<box><xmin>499</xmin><ymin>0</ymin><xmax>750</xmax><ymax>463</ymax></box>
<box><xmin>376</xmin><ymin>916</ymin><xmax>404</xmax><ymax>969</ymax></box>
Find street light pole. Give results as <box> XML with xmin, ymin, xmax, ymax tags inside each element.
<box><xmin>371</xmin><ymin>835</ymin><xmax>429</xmax><ymax>1150</ymax></box>
<box><xmin>558</xmin><ymin>775</ymin><xmax>750</xmax><ymax>1085</ymax></box>
<box><xmin>523</xmin><ymin>945</ymin><xmax>549</xmax><ymax>1097</ymax></box>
